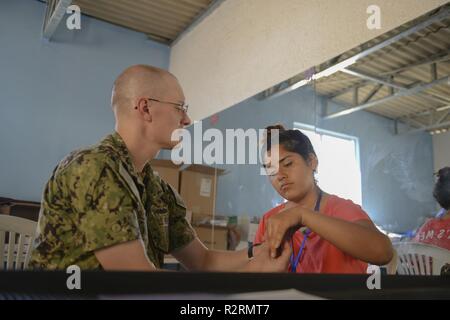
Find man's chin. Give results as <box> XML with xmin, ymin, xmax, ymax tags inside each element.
<box><xmin>162</xmin><ymin>140</ymin><xmax>181</xmax><ymax>150</ymax></box>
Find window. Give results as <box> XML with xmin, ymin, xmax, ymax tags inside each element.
<box><xmin>294</xmin><ymin>123</ymin><xmax>362</xmax><ymax>205</ymax></box>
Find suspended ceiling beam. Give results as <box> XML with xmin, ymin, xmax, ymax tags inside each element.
<box><xmin>325</xmin><ymin>50</ymin><xmax>450</xmax><ymax>102</ymax></box>
<box><xmin>361</xmin><ymin>84</ymin><xmax>384</xmax><ymax>104</ymax></box>
<box><xmin>380</xmin><ymin>51</ymin><xmax>450</xmax><ymax>76</ymax></box>
<box><xmin>397</xmin><ymin>104</ymin><xmax>450</xmax><ymax>121</ymax></box>
<box><xmin>323</xmin><ymin>75</ymin><xmax>450</xmax><ymax>120</ymax></box>
<box><xmin>42</xmin><ymin>0</ymin><xmax>73</xmax><ymax>40</ymax></box>
<box><xmin>400</xmin><ymin>120</ymin><xmax>450</xmax><ymax>135</ymax></box>
<box><xmin>340</xmin><ymin>67</ymin><xmax>450</xmax><ymax>105</ymax></box>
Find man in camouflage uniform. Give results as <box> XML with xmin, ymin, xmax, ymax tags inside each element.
<box><xmin>30</xmin><ymin>65</ymin><xmax>290</xmax><ymax>271</ymax></box>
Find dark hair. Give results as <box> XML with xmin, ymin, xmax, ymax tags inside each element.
<box><xmin>264</xmin><ymin>124</ymin><xmax>317</xmax><ymax>162</ymax></box>
<box><xmin>433</xmin><ymin>167</ymin><xmax>450</xmax><ymax>210</ymax></box>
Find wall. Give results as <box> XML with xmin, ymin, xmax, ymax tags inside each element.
<box><xmin>189</xmin><ymin>85</ymin><xmax>436</xmax><ymax>233</ymax></box>
<box><xmin>432</xmin><ymin>131</ymin><xmax>450</xmax><ymax>172</ymax></box>
<box><xmin>170</xmin><ymin>0</ymin><xmax>448</xmax><ymax>121</ymax></box>
<box><xmin>0</xmin><ymin>0</ymin><xmax>170</xmax><ymax>201</ymax></box>
<box><xmin>0</xmin><ymin>0</ymin><xmax>439</xmax><ymax>233</ymax></box>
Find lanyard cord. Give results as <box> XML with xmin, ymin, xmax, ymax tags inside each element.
<box><xmin>290</xmin><ymin>189</ymin><xmax>322</xmax><ymax>273</ymax></box>
<box><xmin>436</xmin><ymin>208</ymin><xmax>446</xmax><ymax>219</ymax></box>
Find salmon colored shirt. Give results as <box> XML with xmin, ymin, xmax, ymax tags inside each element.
<box><xmin>413</xmin><ymin>215</ymin><xmax>450</xmax><ymax>251</ymax></box>
<box><xmin>254</xmin><ymin>195</ymin><xmax>371</xmax><ymax>274</ymax></box>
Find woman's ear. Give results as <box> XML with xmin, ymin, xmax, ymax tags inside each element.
<box><xmin>308</xmin><ymin>154</ymin><xmax>318</xmax><ymax>173</ymax></box>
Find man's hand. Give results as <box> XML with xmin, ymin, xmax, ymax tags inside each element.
<box><xmin>265</xmin><ymin>206</ymin><xmax>304</xmax><ymax>258</ymax></box>
<box><xmin>248</xmin><ymin>241</ymin><xmax>291</xmax><ymax>272</ymax></box>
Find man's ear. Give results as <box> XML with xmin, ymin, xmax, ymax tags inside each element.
<box><xmin>135</xmin><ymin>98</ymin><xmax>152</xmax><ymax>122</ymax></box>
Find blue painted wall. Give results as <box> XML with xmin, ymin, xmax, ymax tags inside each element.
<box><xmin>187</xmin><ymin>86</ymin><xmax>435</xmax><ymax>233</ymax></box>
<box><xmin>0</xmin><ymin>1</ymin><xmax>435</xmax><ymax>233</ymax></box>
<box><xmin>0</xmin><ymin>0</ymin><xmax>170</xmax><ymax>201</ymax></box>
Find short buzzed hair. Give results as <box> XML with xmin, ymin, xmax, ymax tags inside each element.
<box><xmin>111</xmin><ymin>65</ymin><xmax>174</xmax><ymax>115</ymax></box>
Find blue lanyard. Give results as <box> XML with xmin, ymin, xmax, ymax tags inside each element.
<box><xmin>436</xmin><ymin>208</ymin><xmax>446</xmax><ymax>219</ymax></box>
<box><xmin>290</xmin><ymin>189</ymin><xmax>322</xmax><ymax>273</ymax></box>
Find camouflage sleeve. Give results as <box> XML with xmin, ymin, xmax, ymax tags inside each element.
<box><xmin>164</xmin><ymin>183</ymin><xmax>196</xmax><ymax>253</ymax></box>
<box><xmin>68</xmin><ymin>163</ymin><xmax>142</xmax><ymax>253</ymax></box>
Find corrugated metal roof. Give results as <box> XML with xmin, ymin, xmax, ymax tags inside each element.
<box><xmin>72</xmin><ymin>0</ymin><xmax>214</xmax><ymax>44</ymax></box>
<box><xmin>45</xmin><ymin>1</ymin><xmax>449</xmax><ymax>133</ymax></box>
<box><xmin>313</xmin><ymin>7</ymin><xmax>450</xmax><ymax>134</ymax></box>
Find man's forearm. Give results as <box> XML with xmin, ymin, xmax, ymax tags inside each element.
<box><xmin>202</xmin><ymin>248</ymin><xmax>251</xmax><ymax>271</ymax></box>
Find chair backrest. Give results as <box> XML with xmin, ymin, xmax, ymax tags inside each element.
<box><xmin>0</xmin><ymin>215</ymin><xmax>37</xmax><ymax>270</ymax></box>
<box><xmin>394</xmin><ymin>242</ymin><xmax>450</xmax><ymax>275</ymax></box>
<box><xmin>381</xmin><ymin>248</ymin><xmax>398</xmax><ymax>275</ymax></box>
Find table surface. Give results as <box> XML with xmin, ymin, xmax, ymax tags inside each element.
<box><xmin>0</xmin><ymin>271</ymin><xmax>449</xmax><ymax>299</ymax></box>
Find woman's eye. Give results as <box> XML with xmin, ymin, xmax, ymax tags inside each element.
<box><xmin>284</xmin><ymin>161</ymin><xmax>292</xmax><ymax>167</ymax></box>
<box><xmin>265</xmin><ymin>167</ymin><xmax>276</xmax><ymax>176</ymax></box>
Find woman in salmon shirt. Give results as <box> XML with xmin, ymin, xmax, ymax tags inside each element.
<box><xmin>413</xmin><ymin>167</ymin><xmax>450</xmax><ymax>251</ymax></box>
<box><xmin>254</xmin><ymin>124</ymin><xmax>393</xmax><ymax>273</ymax></box>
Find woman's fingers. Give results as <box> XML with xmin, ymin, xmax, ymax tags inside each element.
<box><xmin>266</xmin><ymin>220</ymin><xmax>275</xmax><ymax>258</ymax></box>
<box><xmin>265</xmin><ymin>208</ymin><xmax>304</xmax><ymax>258</ymax></box>
<box><xmin>267</xmin><ymin>218</ymin><xmax>286</xmax><ymax>258</ymax></box>
<box><xmin>279</xmin><ymin>241</ymin><xmax>292</xmax><ymax>264</ymax></box>
<box><xmin>270</xmin><ymin>236</ymin><xmax>283</xmax><ymax>258</ymax></box>
<box><xmin>283</xmin><ymin>240</ymin><xmax>292</xmax><ymax>257</ymax></box>
<box><xmin>272</xmin><ymin>241</ymin><xmax>292</xmax><ymax>271</ymax></box>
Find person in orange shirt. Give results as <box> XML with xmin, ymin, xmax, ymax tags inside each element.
<box><xmin>413</xmin><ymin>167</ymin><xmax>450</xmax><ymax>251</ymax></box>
<box><xmin>254</xmin><ymin>124</ymin><xmax>393</xmax><ymax>273</ymax></box>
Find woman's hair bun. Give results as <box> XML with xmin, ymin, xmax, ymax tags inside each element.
<box><xmin>265</xmin><ymin>124</ymin><xmax>286</xmax><ymax>132</ymax></box>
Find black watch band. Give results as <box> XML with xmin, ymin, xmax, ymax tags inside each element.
<box><xmin>248</xmin><ymin>242</ymin><xmax>261</xmax><ymax>259</ymax></box>
<box><xmin>248</xmin><ymin>243</ymin><xmax>254</xmax><ymax>259</ymax></box>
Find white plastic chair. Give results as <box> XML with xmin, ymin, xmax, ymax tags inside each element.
<box><xmin>378</xmin><ymin>248</ymin><xmax>398</xmax><ymax>275</ymax></box>
<box><xmin>0</xmin><ymin>215</ymin><xmax>37</xmax><ymax>270</ymax></box>
<box><xmin>394</xmin><ymin>242</ymin><xmax>450</xmax><ymax>275</ymax></box>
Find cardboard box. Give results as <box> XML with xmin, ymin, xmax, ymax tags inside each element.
<box><xmin>194</xmin><ymin>226</ymin><xmax>228</xmax><ymax>250</ymax></box>
<box><xmin>184</xmin><ymin>210</ymin><xmax>193</xmax><ymax>224</ymax></box>
<box><xmin>150</xmin><ymin>159</ymin><xmax>180</xmax><ymax>191</ymax></box>
<box><xmin>180</xmin><ymin>165</ymin><xmax>221</xmax><ymax>217</ymax></box>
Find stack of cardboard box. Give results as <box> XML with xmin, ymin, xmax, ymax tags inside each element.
<box><xmin>180</xmin><ymin>164</ymin><xmax>228</xmax><ymax>250</ymax></box>
<box><xmin>151</xmin><ymin>160</ymin><xmax>228</xmax><ymax>251</ymax></box>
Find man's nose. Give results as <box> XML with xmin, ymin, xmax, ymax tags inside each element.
<box><xmin>182</xmin><ymin>112</ymin><xmax>192</xmax><ymax>126</ymax></box>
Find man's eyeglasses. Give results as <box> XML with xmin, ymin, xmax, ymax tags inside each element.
<box><xmin>135</xmin><ymin>98</ymin><xmax>188</xmax><ymax>113</ymax></box>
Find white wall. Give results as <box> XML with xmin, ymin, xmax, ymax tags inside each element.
<box><xmin>433</xmin><ymin>131</ymin><xmax>450</xmax><ymax>171</ymax></box>
<box><xmin>170</xmin><ymin>0</ymin><xmax>448</xmax><ymax>121</ymax></box>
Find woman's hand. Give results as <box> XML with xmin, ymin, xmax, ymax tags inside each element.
<box><xmin>267</xmin><ymin>206</ymin><xmax>394</xmax><ymax>266</ymax></box>
<box><xmin>265</xmin><ymin>206</ymin><xmax>305</xmax><ymax>258</ymax></box>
